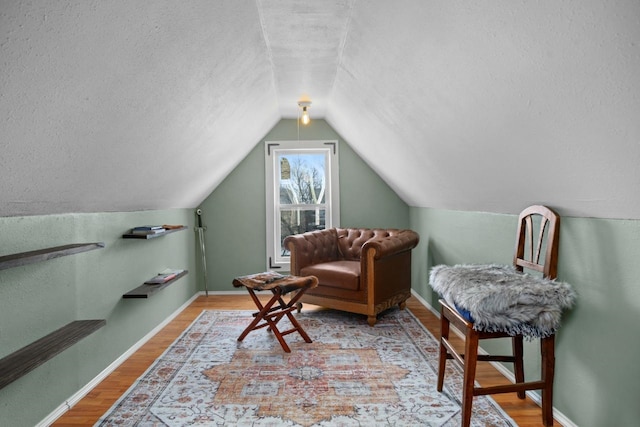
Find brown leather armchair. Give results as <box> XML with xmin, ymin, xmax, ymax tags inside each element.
<box><xmin>284</xmin><ymin>227</ymin><xmax>419</xmax><ymax>326</ymax></box>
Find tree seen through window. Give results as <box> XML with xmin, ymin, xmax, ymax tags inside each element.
<box><xmin>279</xmin><ymin>154</ymin><xmax>326</xmax><ymax>252</ymax></box>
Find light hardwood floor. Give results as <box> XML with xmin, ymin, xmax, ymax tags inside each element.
<box><xmin>52</xmin><ymin>295</ymin><xmax>560</xmax><ymax>426</ymax></box>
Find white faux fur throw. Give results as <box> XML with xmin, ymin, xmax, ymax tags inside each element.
<box><xmin>429</xmin><ymin>264</ymin><xmax>576</xmax><ymax>338</ymax></box>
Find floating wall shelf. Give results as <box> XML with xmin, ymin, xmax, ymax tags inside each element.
<box><xmin>0</xmin><ymin>242</ymin><xmax>106</xmax><ymax>389</ymax></box>
<box><xmin>123</xmin><ymin>270</ymin><xmax>189</xmax><ymax>298</ymax></box>
<box><xmin>0</xmin><ymin>243</ymin><xmax>105</xmax><ymax>271</ymax></box>
<box><xmin>122</xmin><ymin>226</ymin><xmax>188</xmax><ymax>239</ymax></box>
<box><xmin>0</xmin><ymin>320</ymin><xmax>106</xmax><ymax>390</ymax></box>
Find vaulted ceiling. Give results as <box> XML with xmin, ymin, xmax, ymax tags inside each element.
<box><xmin>1</xmin><ymin>1</ymin><xmax>639</xmax><ymax>219</ymax></box>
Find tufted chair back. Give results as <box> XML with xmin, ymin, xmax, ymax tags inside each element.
<box><xmin>287</xmin><ymin>228</ymin><xmax>340</xmax><ymax>267</ymax></box>
<box><xmin>337</xmin><ymin>228</ymin><xmax>395</xmax><ymax>260</ymax></box>
<box><xmin>287</xmin><ymin>228</ymin><xmax>415</xmax><ymax>267</ymax></box>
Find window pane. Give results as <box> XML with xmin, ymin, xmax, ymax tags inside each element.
<box><xmin>279</xmin><ymin>208</ymin><xmax>326</xmax><ymax>255</ymax></box>
<box><xmin>278</xmin><ymin>153</ymin><xmax>326</xmax><ymax>204</ymax></box>
<box><xmin>266</xmin><ymin>140</ymin><xmax>339</xmax><ymax>270</ymax></box>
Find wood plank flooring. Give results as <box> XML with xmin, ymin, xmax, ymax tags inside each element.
<box><xmin>52</xmin><ymin>295</ymin><xmax>560</xmax><ymax>426</ymax></box>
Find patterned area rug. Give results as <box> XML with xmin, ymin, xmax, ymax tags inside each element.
<box><xmin>96</xmin><ymin>309</ymin><xmax>515</xmax><ymax>426</ymax></box>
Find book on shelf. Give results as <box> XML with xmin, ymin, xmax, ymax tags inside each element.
<box><xmin>145</xmin><ymin>273</ymin><xmax>177</xmax><ymax>285</ymax></box>
<box><xmin>159</xmin><ymin>268</ymin><xmax>185</xmax><ymax>276</ymax></box>
<box><xmin>144</xmin><ymin>269</ymin><xmax>185</xmax><ymax>285</ymax></box>
<box><xmin>126</xmin><ymin>225</ymin><xmax>185</xmax><ymax>235</ymax></box>
<box><xmin>129</xmin><ymin>228</ymin><xmax>166</xmax><ymax>235</ymax></box>
<box><xmin>162</xmin><ymin>224</ymin><xmax>184</xmax><ymax>230</ymax></box>
<box><xmin>131</xmin><ymin>225</ymin><xmax>164</xmax><ymax>231</ymax></box>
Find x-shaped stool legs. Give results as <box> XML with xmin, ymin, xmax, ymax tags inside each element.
<box><xmin>233</xmin><ymin>273</ymin><xmax>318</xmax><ymax>353</ymax></box>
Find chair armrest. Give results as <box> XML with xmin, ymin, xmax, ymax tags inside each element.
<box><xmin>362</xmin><ymin>230</ymin><xmax>419</xmax><ymax>260</ymax></box>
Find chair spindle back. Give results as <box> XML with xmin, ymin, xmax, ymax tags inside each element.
<box><xmin>513</xmin><ymin>205</ymin><xmax>560</xmax><ymax>280</ymax></box>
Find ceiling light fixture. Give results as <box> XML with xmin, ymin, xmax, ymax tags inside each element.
<box><xmin>298</xmin><ymin>101</ymin><xmax>311</xmax><ymax>125</ymax></box>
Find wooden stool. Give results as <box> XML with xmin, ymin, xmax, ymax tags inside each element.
<box><xmin>232</xmin><ymin>272</ymin><xmax>318</xmax><ymax>352</ymax></box>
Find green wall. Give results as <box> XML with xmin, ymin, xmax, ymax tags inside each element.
<box><xmin>197</xmin><ymin>119</ymin><xmax>410</xmax><ymax>291</ymax></box>
<box><xmin>410</xmin><ymin>206</ymin><xmax>640</xmax><ymax>427</ymax></box>
<box><xmin>0</xmin><ymin>209</ymin><xmax>197</xmax><ymax>427</ymax></box>
<box><xmin>9</xmin><ymin>116</ymin><xmax>637</xmax><ymax>427</ymax></box>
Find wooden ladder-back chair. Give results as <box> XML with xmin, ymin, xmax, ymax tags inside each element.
<box><xmin>432</xmin><ymin>205</ymin><xmax>567</xmax><ymax>427</ymax></box>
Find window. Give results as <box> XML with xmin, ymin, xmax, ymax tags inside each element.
<box><xmin>265</xmin><ymin>140</ymin><xmax>339</xmax><ymax>270</ymax></box>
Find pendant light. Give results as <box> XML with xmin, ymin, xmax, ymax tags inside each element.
<box><xmin>298</xmin><ymin>101</ymin><xmax>311</xmax><ymax>125</ymax></box>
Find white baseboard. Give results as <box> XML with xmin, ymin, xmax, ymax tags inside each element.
<box><xmin>409</xmin><ymin>290</ymin><xmax>577</xmax><ymax>427</ymax></box>
<box><xmin>410</xmin><ymin>288</ymin><xmax>441</xmax><ymax>318</ymax></box>
<box><xmin>38</xmin><ymin>292</ymin><xmax>201</xmax><ymax>427</ymax></box>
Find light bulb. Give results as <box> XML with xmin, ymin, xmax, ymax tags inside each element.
<box><xmin>301</xmin><ymin>106</ymin><xmax>310</xmax><ymax>125</ymax></box>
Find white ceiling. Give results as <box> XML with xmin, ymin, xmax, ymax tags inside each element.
<box><xmin>1</xmin><ymin>0</ymin><xmax>639</xmax><ymax>219</ymax></box>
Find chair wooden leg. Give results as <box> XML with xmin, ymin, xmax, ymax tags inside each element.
<box><xmin>263</xmin><ymin>314</ymin><xmax>292</xmax><ymax>353</ymax></box>
<box><xmin>237</xmin><ymin>289</ymin><xmax>278</xmax><ymax>342</ymax></box>
<box><xmin>437</xmin><ymin>313</ymin><xmax>450</xmax><ymax>392</ymax></box>
<box><xmin>461</xmin><ymin>330</ymin><xmax>479</xmax><ymax>427</ymax></box>
<box><xmin>512</xmin><ymin>335</ymin><xmax>526</xmax><ymax>399</ymax></box>
<box><xmin>541</xmin><ymin>335</ymin><xmax>555</xmax><ymax>426</ymax></box>
<box><xmin>285</xmin><ymin>311</ymin><xmax>313</xmax><ymax>343</ymax></box>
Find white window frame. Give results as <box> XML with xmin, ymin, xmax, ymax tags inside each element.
<box><xmin>265</xmin><ymin>140</ymin><xmax>340</xmax><ymax>271</ymax></box>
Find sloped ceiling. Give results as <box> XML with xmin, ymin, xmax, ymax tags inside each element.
<box><xmin>1</xmin><ymin>1</ymin><xmax>639</xmax><ymax>219</ymax></box>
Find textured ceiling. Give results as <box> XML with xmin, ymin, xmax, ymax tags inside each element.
<box><xmin>1</xmin><ymin>0</ymin><xmax>639</xmax><ymax>219</ymax></box>
<box><xmin>257</xmin><ymin>0</ymin><xmax>355</xmax><ymax>118</ymax></box>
